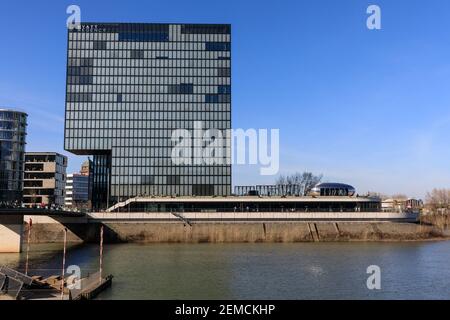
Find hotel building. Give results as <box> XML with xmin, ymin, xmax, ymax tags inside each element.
<box><xmin>64</xmin><ymin>23</ymin><xmax>232</xmax><ymax>209</ymax></box>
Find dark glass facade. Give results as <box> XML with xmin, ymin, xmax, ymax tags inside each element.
<box><xmin>0</xmin><ymin>109</ymin><xmax>27</xmax><ymax>205</ymax></box>
<box><xmin>64</xmin><ymin>23</ymin><xmax>232</xmax><ymax>210</ymax></box>
<box><xmin>65</xmin><ymin>173</ymin><xmax>90</xmax><ymax>208</ymax></box>
<box><xmin>71</xmin><ymin>174</ymin><xmax>89</xmax><ymax>202</ymax></box>
<box><xmin>117</xmin><ymin>199</ymin><xmax>382</xmax><ymax>213</ymax></box>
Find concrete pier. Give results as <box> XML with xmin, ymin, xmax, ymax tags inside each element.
<box><xmin>0</xmin><ymin>208</ymin><xmax>85</xmax><ymax>253</ymax></box>
<box><xmin>0</xmin><ymin>215</ymin><xmax>23</xmax><ymax>253</ymax></box>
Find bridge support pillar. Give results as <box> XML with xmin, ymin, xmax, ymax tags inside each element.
<box><xmin>0</xmin><ymin>215</ymin><xmax>23</xmax><ymax>253</ymax></box>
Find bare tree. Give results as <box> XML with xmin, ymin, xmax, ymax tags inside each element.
<box><xmin>425</xmin><ymin>188</ymin><xmax>450</xmax><ymax>211</ymax></box>
<box><xmin>276</xmin><ymin>172</ymin><xmax>322</xmax><ymax>196</ymax></box>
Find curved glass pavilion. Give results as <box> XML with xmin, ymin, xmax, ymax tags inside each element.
<box><xmin>0</xmin><ymin>108</ymin><xmax>27</xmax><ymax>205</ymax></box>
<box><xmin>310</xmin><ymin>183</ymin><xmax>356</xmax><ymax>197</ymax></box>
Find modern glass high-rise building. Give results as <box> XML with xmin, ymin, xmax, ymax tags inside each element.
<box><xmin>64</xmin><ymin>23</ymin><xmax>231</xmax><ymax>210</ymax></box>
<box><xmin>0</xmin><ymin>108</ymin><xmax>27</xmax><ymax>205</ymax></box>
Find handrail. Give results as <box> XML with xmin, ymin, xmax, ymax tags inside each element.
<box><xmin>105</xmin><ymin>196</ymin><xmax>139</xmax><ymax>212</ymax></box>
<box><xmin>170</xmin><ymin>211</ymin><xmax>192</xmax><ymax>226</ymax></box>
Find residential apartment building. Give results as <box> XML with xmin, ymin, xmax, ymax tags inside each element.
<box><xmin>0</xmin><ymin>108</ymin><xmax>27</xmax><ymax>205</ymax></box>
<box><xmin>23</xmin><ymin>152</ymin><xmax>67</xmax><ymax>208</ymax></box>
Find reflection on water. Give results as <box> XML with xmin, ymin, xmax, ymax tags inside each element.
<box><xmin>1</xmin><ymin>241</ymin><xmax>450</xmax><ymax>299</ymax></box>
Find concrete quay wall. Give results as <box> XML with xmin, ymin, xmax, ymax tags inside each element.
<box><xmin>22</xmin><ymin>216</ymin><xmax>447</xmax><ymax>243</ymax></box>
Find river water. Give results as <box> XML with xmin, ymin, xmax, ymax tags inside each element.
<box><xmin>1</xmin><ymin>241</ymin><xmax>449</xmax><ymax>299</ymax></box>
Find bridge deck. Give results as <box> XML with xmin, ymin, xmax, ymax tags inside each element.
<box><xmin>0</xmin><ymin>208</ymin><xmax>85</xmax><ymax>217</ymax></box>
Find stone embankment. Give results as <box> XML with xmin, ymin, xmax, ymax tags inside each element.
<box><xmin>25</xmin><ymin>221</ymin><xmax>448</xmax><ymax>243</ymax></box>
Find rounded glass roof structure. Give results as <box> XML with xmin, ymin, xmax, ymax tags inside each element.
<box><xmin>313</xmin><ymin>183</ymin><xmax>355</xmax><ymax>190</ymax></box>
<box><xmin>310</xmin><ymin>183</ymin><xmax>356</xmax><ymax>197</ymax></box>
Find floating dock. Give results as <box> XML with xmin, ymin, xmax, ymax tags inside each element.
<box><xmin>0</xmin><ymin>266</ymin><xmax>112</xmax><ymax>300</ymax></box>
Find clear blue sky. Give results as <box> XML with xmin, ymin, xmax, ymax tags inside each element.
<box><xmin>1</xmin><ymin>0</ymin><xmax>450</xmax><ymax>198</ymax></box>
